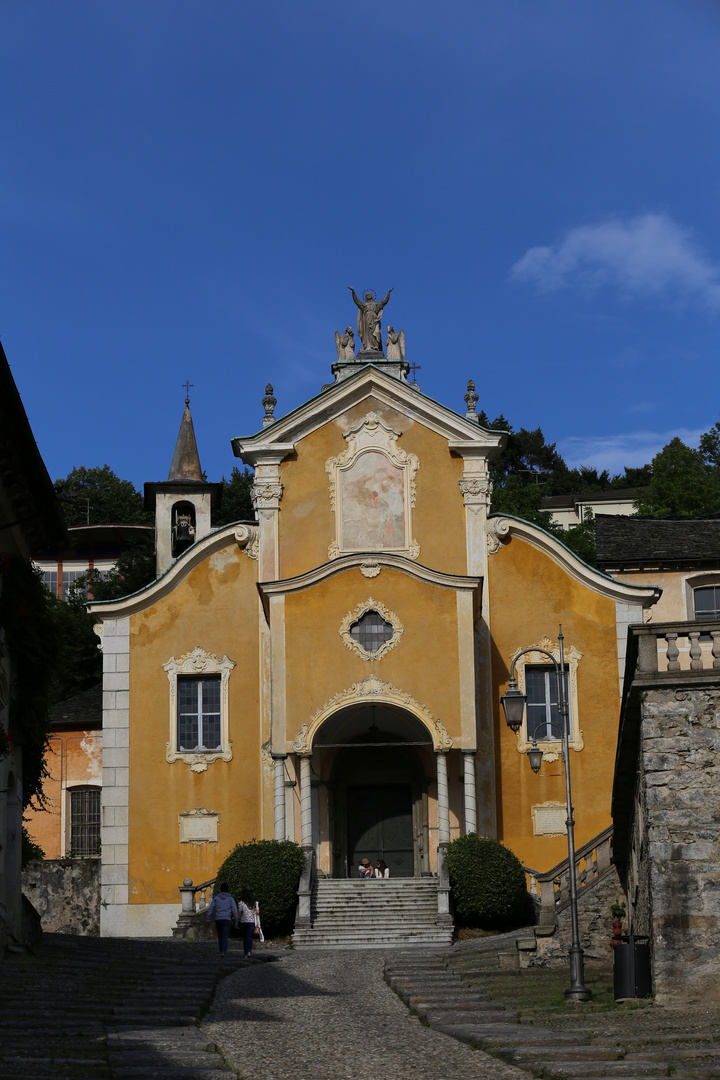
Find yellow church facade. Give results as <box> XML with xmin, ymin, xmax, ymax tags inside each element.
<box><xmin>89</xmin><ymin>358</ymin><xmax>659</xmax><ymax>937</ymax></box>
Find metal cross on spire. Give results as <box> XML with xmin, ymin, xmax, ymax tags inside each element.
<box><xmin>181</xmin><ymin>380</ymin><xmax>194</xmax><ymax>404</ymax></box>
<box><xmin>408</xmin><ymin>361</ymin><xmax>422</xmax><ymax>384</ymax></box>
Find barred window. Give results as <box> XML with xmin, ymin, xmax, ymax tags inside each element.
<box><xmin>70</xmin><ymin>788</ymin><xmax>101</xmax><ymax>856</ymax></box>
<box><xmin>525</xmin><ymin>667</ymin><xmax>569</xmax><ymax>742</ymax></box>
<box><xmin>349</xmin><ymin>610</ymin><xmax>394</xmax><ymax>654</ymax></box>
<box><xmin>177</xmin><ymin>677</ymin><xmax>222</xmax><ymax>752</ymax></box>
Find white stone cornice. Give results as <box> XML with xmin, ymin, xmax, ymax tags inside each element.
<box><xmin>87</xmin><ymin>524</ymin><xmax>255</xmax><ymax>620</ymax></box>
<box><xmin>232</xmin><ymin>366</ymin><xmax>506</xmax><ymax>463</ymax></box>
<box><xmin>488</xmin><ymin>515</ymin><xmax>661</xmax><ymax>607</ymax></box>
<box><xmin>257</xmin><ymin>552</ymin><xmax>481</xmax><ymax>605</ymax></box>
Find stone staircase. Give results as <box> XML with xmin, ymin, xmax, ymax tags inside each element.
<box><xmin>291</xmin><ymin>877</ymin><xmax>454</xmax><ymax>949</ymax></box>
<box><xmin>385</xmin><ymin>935</ymin><xmax>720</xmax><ymax>1079</ymax></box>
<box><xmin>0</xmin><ymin>931</ymin><xmax>277</xmax><ymax>1079</ymax></box>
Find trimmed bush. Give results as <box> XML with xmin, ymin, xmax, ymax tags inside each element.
<box><xmin>446</xmin><ymin>833</ymin><xmax>531</xmax><ymax>929</ymax></box>
<box><xmin>214</xmin><ymin>838</ymin><xmax>304</xmax><ymax>936</ymax></box>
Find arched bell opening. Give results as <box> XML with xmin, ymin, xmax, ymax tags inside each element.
<box><xmin>316</xmin><ymin>703</ymin><xmax>433</xmax><ymax>879</ymax></box>
<box><xmin>171</xmin><ymin>501</ymin><xmax>196</xmax><ymax>558</ymax></box>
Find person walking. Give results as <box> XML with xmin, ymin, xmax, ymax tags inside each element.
<box><xmin>206</xmin><ymin>882</ymin><xmax>238</xmax><ymax>957</ymax></box>
<box><xmin>238</xmin><ymin>889</ymin><xmax>257</xmax><ymax>957</ymax></box>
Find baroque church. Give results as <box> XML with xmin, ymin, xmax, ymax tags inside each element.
<box><xmin>87</xmin><ymin>300</ymin><xmax>659</xmax><ymax>937</ymax></box>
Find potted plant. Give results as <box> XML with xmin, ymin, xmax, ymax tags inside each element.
<box><xmin>611</xmin><ymin>900</ymin><xmax>626</xmax><ymax>945</ymax></box>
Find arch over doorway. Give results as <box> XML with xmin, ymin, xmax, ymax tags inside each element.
<box><xmin>316</xmin><ymin>703</ymin><xmax>434</xmax><ymax>878</ymax></box>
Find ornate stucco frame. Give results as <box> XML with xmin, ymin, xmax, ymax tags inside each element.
<box><xmin>290</xmin><ymin>673</ymin><xmax>453</xmax><ymax>755</ymax></box>
<box><xmin>325</xmin><ymin>412</ymin><xmax>420</xmax><ymax>560</ymax></box>
<box><xmin>338</xmin><ymin>597</ymin><xmax>403</xmax><ymax>661</ymax></box>
<box><xmin>510</xmin><ymin>636</ymin><xmax>584</xmax><ymax>762</ymax></box>
<box><xmin>163</xmin><ymin>646</ymin><xmax>236</xmax><ymax>772</ymax></box>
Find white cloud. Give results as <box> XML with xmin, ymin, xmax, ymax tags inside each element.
<box><xmin>559</xmin><ymin>427</ymin><xmax>707</xmax><ymax>474</ymax></box>
<box><xmin>511</xmin><ymin>213</ymin><xmax>720</xmax><ymax>310</ymax></box>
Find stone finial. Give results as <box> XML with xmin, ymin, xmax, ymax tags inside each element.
<box><xmin>464</xmin><ymin>379</ymin><xmax>479</xmax><ymax>423</ymax></box>
<box><xmin>262</xmin><ymin>383</ymin><xmax>277</xmax><ymax>427</ymax></box>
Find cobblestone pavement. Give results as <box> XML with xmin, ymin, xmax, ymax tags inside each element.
<box><xmin>204</xmin><ymin>949</ymin><xmax>528</xmax><ymax>1080</ymax></box>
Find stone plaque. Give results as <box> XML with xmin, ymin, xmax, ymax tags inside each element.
<box><xmin>179</xmin><ymin>808</ymin><xmax>219</xmax><ymax>844</ymax></box>
<box><xmin>532</xmin><ymin>803</ymin><xmax>566</xmax><ymax>837</ymax></box>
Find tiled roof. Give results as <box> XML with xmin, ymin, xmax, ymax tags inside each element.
<box><xmin>49</xmin><ymin>683</ymin><xmax>103</xmax><ymax>730</ymax></box>
<box><xmin>596</xmin><ymin>514</ymin><xmax>720</xmax><ymax>570</ymax></box>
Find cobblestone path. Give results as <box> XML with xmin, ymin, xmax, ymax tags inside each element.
<box><xmin>203</xmin><ymin>949</ymin><xmax>527</xmax><ymax>1080</ymax></box>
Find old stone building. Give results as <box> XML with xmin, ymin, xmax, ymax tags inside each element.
<box><xmin>86</xmin><ymin>327</ymin><xmax>660</xmax><ymax>938</ymax></box>
<box><xmin>613</xmin><ymin>620</ymin><xmax>720</xmax><ymax>1005</ymax></box>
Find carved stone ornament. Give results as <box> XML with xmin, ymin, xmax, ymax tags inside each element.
<box><xmin>459</xmin><ymin>476</ymin><xmax>492</xmax><ymax>517</ymax></box>
<box><xmin>326</xmin><ymin>412</ymin><xmax>420</xmax><ymax>561</ymax></box>
<box><xmin>509</xmin><ymin>637</ymin><xmax>584</xmax><ymax>757</ymax></box>
<box><xmin>178</xmin><ymin>808</ymin><xmax>219</xmax><ymax>844</ymax></box>
<box><xmin>234</xmin><ymin>525</ymin><xmax>259</xmax><ymax>560</ymax></box>
<box><xmin>338</xmin><ymin>597</ymin><xmax>403</xmax><ymax>661</ymax></box>
<box><xmin>251</xmin><ymin>481</ymin><xmax>284</xmax><ymax>510</ymax></box>
<box><xmin>360</xmin><ymin>560</ymin><xmax>381</xmax><ymax>578</ymax></box>
<box><xmin>486</xmin><ymin>516</ymin><xmax>511</xmax><ymax>555</ymax></box>
<box><xmin>531</xmin><ymin>802</ymin><xmax>567</xmax><ymax>837</ymax></box>
<box><xmin>163</xmin><ymin>647</ymin><xmax>236</xmax><ymax>771</ymax></box>
<box><xmin>291</xmin><ymin>674</ymin><xmax>453</xmax><ymax>755</ymax></box>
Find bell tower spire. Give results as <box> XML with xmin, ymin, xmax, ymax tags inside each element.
<box><xmin>144</xmin><ymin>387</ymin><xmax>223</xmax><ymax>576</ymax></box>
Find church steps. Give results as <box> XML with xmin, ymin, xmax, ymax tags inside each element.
<box><xmin>292</xmin><ymin>877</ymin><xmax>453</xmax><ymax>949</ymax></box>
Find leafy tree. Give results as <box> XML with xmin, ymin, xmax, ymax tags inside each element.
<box><xmin>634</xmin><ymin>438</ymin><xmax>720</xmax><ymax>517</ymax></box>
<box><xmin>214</xmin><ymin>467</ymin><xmax>255</xmax><ymax>526</ymax></box>
<box><xmin>87</xmin><ymin>532</ymin><xmax>156</xmax><ymax>601</ymax></box>
<box><xmin>47</xmin><ymin>585</ymin><xmax>102</xmax><ymax>702</ymax></box>
<box><xmin>54</xmin><ymin>466</ymin><xmax>150</xmax><ymax>525</ymax></box>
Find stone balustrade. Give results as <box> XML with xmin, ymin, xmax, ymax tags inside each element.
<box><xmin>633</xmin><ymin>618</ymin><xmax>720</xmax><ymax>675</ymax></box>
<box><xmin>178</xmin><ymin>876</ymin><xmax>216</xmax><ymax>915</ymax></box>
<box><xmin>524</xmin><ymin>824</ymin><xmax>614</xmax><ymax>930</ymax></box>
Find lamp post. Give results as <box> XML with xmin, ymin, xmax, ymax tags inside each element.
<box><xmin>500</xmin><ymin>624</ymin><xmax>591</xmax><ymax>1003</ymax></box>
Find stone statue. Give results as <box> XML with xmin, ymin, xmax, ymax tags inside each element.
<box><xmin>348</xmin><ymin>287</ymin><xmax>393</xmax><ymax>354</ymax></box>
<box><xmin>334</xmin><ymin>326</ymin><xmax>356</xmax><ymax>361</ymax></box>
<box><xmin>385</xmin><ymin>326</ymin><xmax>405</xmax><ymax>360</ymax></box>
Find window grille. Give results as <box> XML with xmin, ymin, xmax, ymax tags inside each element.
<box><xmin>349</xmin><ymin>610</ymin><xmax>394</xmax><ymax>653</ymax></box>
<box><xmin>177</xmin><ymin>677</ymin><xmax>222</xmax><ymax>752</ymax></box>
<box><xmin>70</xmin><ymin>788</ymin><xmax>101</xmax><ymax>856</ymax></box>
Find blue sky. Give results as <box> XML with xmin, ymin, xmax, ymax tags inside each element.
<box><xmin>2</xmin><ymin>1</ymin><xmax>719</xmax><ymax>489</ymax></box>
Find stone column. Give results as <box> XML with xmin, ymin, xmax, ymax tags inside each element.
<box><xmin>436</xmin><ymin>751</ymin><xmax>451</xmax><ymax>845</ymax></box>
<box><xmin>251</xmin><ymin>464</ymin><xmax>283</xmax><ymax>581</ymax></box>
<box><xmin>463</xmin><ymin>750</ymin><xmax>478</xmax><ymax>834</ymax></box>
<box><xmin>299</xmin><ymin>756</ymin><xmax>313</xmax><ymax>849</ymax></box>
<box><xmin>273</xmin><ymin>755</ymin><xmax>287</xmax><ymax>841</ymax></box>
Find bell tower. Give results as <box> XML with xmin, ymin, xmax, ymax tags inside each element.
<box><xmin>144</xmin><ymin>394</ymin><xmax>222</xmax><ymax>576</ymax></box>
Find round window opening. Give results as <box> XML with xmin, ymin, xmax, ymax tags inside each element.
<box><xmin>349</xmin><ymin>610</ymin><xmax>394</xmax><ymax>654</ymax></box>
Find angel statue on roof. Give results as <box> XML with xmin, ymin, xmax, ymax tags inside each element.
<box><xmin>348</xmin><ymin>286</ymin><xmax>393</xmax><ymax>354</ymax></box>
<box><xmin>385</xmin><ymin>326</ymin><xmax>405</xmax><ymax>360</ymax></box>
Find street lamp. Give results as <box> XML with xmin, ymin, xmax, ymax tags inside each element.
<box><xmin>500</xmin><ymin>624</ymin><xmax>592</xmax><ymax>1003</ymax></box>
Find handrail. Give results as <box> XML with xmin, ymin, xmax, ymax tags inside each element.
<box><xmin>631</xmin><ymin>619</ymin><xmax>720</xmax><ymax>676</ymax></box>
<box><xmin>178</xmin><ymin>876</ymin><xmax>216</xmax><ymax>915</ymax></box>
<box><xmin>523</xmin><ymin>825</ymin><xmax>614</xmax><ymax>926</ymax></box>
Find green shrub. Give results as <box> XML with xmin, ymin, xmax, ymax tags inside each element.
<box><xmin>214</xmin><ymin>838</ymin><xmax>304</xmax><ymax>936</ymax></box>
<box><xmin>446</xmin><ymin>833</ymin><xmax>531</xmax><ymax>929</ymax></box>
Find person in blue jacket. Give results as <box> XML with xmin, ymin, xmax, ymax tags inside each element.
<box><xmin>206</xmin><ymin>882</ymin><xmax>239</xmax><ymax>957</ymax></box>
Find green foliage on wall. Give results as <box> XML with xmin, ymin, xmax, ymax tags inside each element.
<box><xmin>215</xmin><ymin>838</ymin><xmax>305</xmax><ymax>936</ymax></box>
<box><xmin>446</xmin><ymin>833</ymin><xmax>532</xmax><ymax>929</ymax></box>
<box><xmin>0</xmin><ymin>556</ymin><xmax>60</xmax><ymax>807</ymax></box>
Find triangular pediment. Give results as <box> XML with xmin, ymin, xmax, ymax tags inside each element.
<box><xmin>232</xmin><ymin>364</ymin><xmax>506</xmax><ymax>464</ymax></box>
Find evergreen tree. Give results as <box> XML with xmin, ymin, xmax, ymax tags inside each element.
<box><xmin>214</xmin><ymin>466</ymin><xmax>255</xmax><ymax>526</ymax></box>
<box><xmin>54</xmin><ymin>465</ymin><xmax>149</xmax><ymax>525</ymax></box>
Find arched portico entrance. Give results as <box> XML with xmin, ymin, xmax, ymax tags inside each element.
<box><xmin>320</xmin><ymin>704</ymin><xmax>432</xmax><ymax>877</ymax></box>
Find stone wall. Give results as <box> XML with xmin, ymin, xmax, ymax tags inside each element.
<box><xmin>639</xmin><ymin>686</ymin><xmax>720</xmax><ymax>1005</ymax></box>
<box><xmin>22</xmin><ymin>857</ymin><xmax>100</xmax><ymax>935</ymax></box>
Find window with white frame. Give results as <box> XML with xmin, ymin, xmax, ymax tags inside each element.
<box><xmin>163</xmin><ymin>647</ymin><xmax>235</xmax><ymax>771</ymax></box>
<box><xmin>177</xmin><ymin>677</ymin><xmax>222</xmax><ymax>752</ymax></box>
<box><xmin>525</xmin><ymin>666</ymin><xmax>569</xmax><ymax>742</ymax></box>
<box><xmin>69</xmin><ymin>787</ymin><xmax>101</xmax><ymax>856</ymax></box>
<box><xmin>693</xmin><ymin>584</ymin><xmax>720</xmax><ymax>621</ymax></box>
<box><xmin>508</xmin><ymin>637</ymin><xmax>584</xmax><ymax>760</ymax></box>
